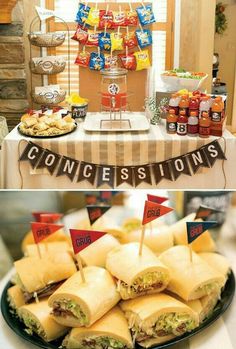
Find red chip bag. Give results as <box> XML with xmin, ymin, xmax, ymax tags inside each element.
<box><xmin>104</xmin><ymin>54</ymin><xmax>118</xmax><ymax>69</ymax></box>
<box><xmin>71</xmin><ymin>24</ymin><xmax>88</xmax><ymax>45</ymax></box>
<box><xmin>86</xmin><ymin>30</ymin><xmax>100</xmax><ymax>47</ymax></box>
<box><xmin>113</xmin><ymin>11</ymin><xmax>127</xmax><ymax>27</ymax></box>
<box><xmin>126</xmin><ymin>10</ymin><xmax>138</xmax><ymax>26</ymax></box>
<box><xmin>75</xmin><ymin>51</ymin><xmax>90</xmax><ymax>68</ymax></box>
<box><xmin>99</xmin><ymin>10</ymin><xmax>114</xmax><ymax>29</ymax></box>
<box><xmin>124</xmin><ymin>31</ymin><xmax>137</xmax><ymax>49</ymax></box>
<box><xmin>119</xmin><ymin>53</ymin><xmax>136</xmax><ymax>70</ymax></box>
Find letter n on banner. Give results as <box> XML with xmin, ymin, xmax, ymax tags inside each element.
<box><xmin>116</xmin><ymin>166</ymin><xmax>133</xmax><ymax>187</ymax></box>
<box><xmin>19</xmin><ymin>141</ymin><xmax>44</xmax><ymax>169</ymax></box>
<box><xmin>97</xmin><ymin>166</ymin><xmax>115</xmax><ymax>188</ymax></box>
<box><xmin>77</xmin><ymin>162</ymin><xmax>97</xmax><ymax>185</ymax></box>
<box><xmin>36</xmin><ymin>149</ymin><xmax>61</xmax><ymax>175</ymax></box>
<box><xmin>169</xmin><ymin>155</ymin><xmax>192</xmax><ymax>181</ymax></box>
<box><xmin>187</xmin><ymin>148</ymin><xmax>210</xmax><ymax>173</ymax></box>
<box><xmin>203</xmin><ymin>140</ymin><xmax>227</xmax><ymax>167</ymax></box>
<box><xmin>133</xmin><ymin>165</ymin><xmax>152</xmax><ymax>187</ymax></box>
<box><xmin>56</xmin><ymin>156</ymin><xmax>79</xmax><ymax>182</ymax></box>
<box><xmin>152</xmin><ymin>161</ymin><xmax>173</xmax><ymax>184</ymax></box>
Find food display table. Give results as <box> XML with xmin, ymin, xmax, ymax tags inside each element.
<box><xmin>1</xmin><ymin>114</ymin><xmax>236</xmax><ymax>189</ymax></box>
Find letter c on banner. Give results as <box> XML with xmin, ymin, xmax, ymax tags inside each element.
<box><xmin>28</xmin><ymin>146</ymin><xmax>39</xmax><ymax>160</ymax></box>
<box><xmin>174</xmin><ymin>159</ymin><xmax>184</xmax><ymax>172</ymax></box>
<box><xmin>83</xmin><ymin>164</ymin><xmax>93</xmax><ymax>178</ymax></box>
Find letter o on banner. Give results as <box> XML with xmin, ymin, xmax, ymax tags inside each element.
<box><xmin>174</xmin><ymin>159</ymin><xmax>184</xmax><ymax>172</ymax></box>
<box><xmin>45</xmin><ymin>154</ymin><xmax>56</xmax><ymax>167</ymax></box>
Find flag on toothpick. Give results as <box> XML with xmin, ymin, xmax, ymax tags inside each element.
<box><xmin>85</xmin><ymin>193</ymin><xmax>98</xmax><ymax>205</ymax></box>
<box><xmin>195</xmin><ymin>205</ymin><xmax>223</xmax><ymax>221</ymax></box>
<box><xmin>31</xmin><ymin>222</ymin><xmax>64</xmax><ymax>244</ymax></box>
<box><xmin>147</xmin><ymin>194</ymin><xmax>168</xmax><ymax>205</ymax></box>
<box><xmin>35</xmin><ymin>6</ymin><xmax>55</xmax><ymax>21</ymax></box>
<box><xmin>142</xmin><ymin>201</ymin><xmax>173</xmax><ymax>225</ymax></box>
<box><xmin>86</xmin><ymin>205</ymin><xmax>111</xmax><ymax>226</ymax></box>
<box><xmin>40</xmin><ymin>213</ymin><xmax>63</xmax><ymax>223</ymax></box>
<box><xmin>32</xmin><ymin>211</ymin><xmax>49</xmax><ymax>222</ymax></box>
<box><xmin>186</xmin><ymin>221</ymin><xmax>217</xmax><ymax>244</ymax></box>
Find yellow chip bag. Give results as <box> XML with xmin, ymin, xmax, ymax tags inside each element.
<box><xmin>111</xmin><ymin>32</ymin><xmax>124</xmax><ymax>52</ymax></box>
<box><xmin>86</xmin><ymin>7</ymin><xmax>100</xmax><ymax>26</ymax></box>
<box><xmin>134</xmin><ymin>50</ymin><xmax>151</xmax><ymax>71</ymax></box>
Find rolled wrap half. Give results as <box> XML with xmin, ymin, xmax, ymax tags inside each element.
<box><xmin>7</xmin><ymin>285</ymin><xmax>26</xmax><ymax>312</ymax></box>
<box><xmin>62</xmin><ymin>307</ymin><xmax>133</xmax><ymax>349</ymax></box>
<box><xmin>48</xmin><ymin>266</ymin><xmax>120</xmax><ymax>327</ymax></box>
<box><xmin>24</xmin><ymin>242</ymin><xmax>72</xmax><ymax>257</ymax></box>
<box><xmin>120</xmin><ymin>293</ymin><xmax>199</xmax><ymax>348</ymax></box>
<box><xmin>198</xmin><ymin>252</ymin><xmax>231</xmax><ymax>284</ymax></box>
<box><xmin>18</xmin><ymin>300</ymin><xmax>68</xmax><ymax>342</ymax></box>
<box><xmin>159</xmin><ymin>246</ymin><xmax>225</xmax><ymax>301</ymax></box>
<box><xmin>106</xmin><ymin>243</ymin><xmax>170</xmax><ymax>300</ymax></box>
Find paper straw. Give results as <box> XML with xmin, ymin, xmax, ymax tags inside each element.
<box><xmin>106</xmin><ymin>4</ymin><xmax>109</xmax><ymax>15</ymax></box>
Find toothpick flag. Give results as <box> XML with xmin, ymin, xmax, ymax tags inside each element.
<box><xmin>147</xmin><ymin>194</ymin><xmax>168</xmax><ymax>205</ymax></box>
<box><xmin>32</xmin><ymin>211</ymin><xmax>49</xmax><ymax>222</ymax></box>
<box><xmin>186</xmin><ymin>221</ymin><xmax>217</xmax><ymax>244</ymax></box>
<box><xmin>35</xmin><ymin>6</ymin><xmax>55</xmax><ymax>21</ymax></box>
<box><xmin>85</xmin><ymin>193</ymin><xmax>98</xmax><ymax>206</ymax></box>
<box><xmin>31</xmin><ymin>222</ymin><xmax>64</xmax><ymax>244</ymax></box>
<box><xmin>40</xmin><ymin>213</ymin><xmax>63</xmax><ymax>223</ymax></box>
<box><xmin>70</xmin><ymin>229</ymin><xmax>106</xmax><ymax>255</ymax></box>
<box><xmin>195</xmin><ymin>205</ymin><xmax>223</xmax><ymax>221</ymax></box>
<box><xmin>142</xmin><ymin>201</ymin><xmax>173</xmax><ymax>225</ymax></box>
<box><xmin>86</xmin><ymin>205</ymin><xmax>111</xmax><ymax>226</ymax></box>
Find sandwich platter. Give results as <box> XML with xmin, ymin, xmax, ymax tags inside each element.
<box><xmin>1</xmin><ymin>271</ymin><xmax>235</xmax><ymax>349</ymax></box>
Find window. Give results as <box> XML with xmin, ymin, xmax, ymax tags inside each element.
<box><xmin>46</xmin><ymin>0</ymin><xmax>175</xmax><ymax>93</ymax></box>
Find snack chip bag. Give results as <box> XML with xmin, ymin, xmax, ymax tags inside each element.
<box><xmin>124</xmin><ymin>31</ymin><xmax>137</xmax><ymax>49</ymax></box>
<box><xmin>126</xmin><ymin>10</ymin><xmax>138</xmax><ymax>26</ymax></box>
<box><xmin>75</xmin><ymin>51</ymin><xmax>90</xmax><ymax>68</ymax></box>
<box><xmin>86</xmin><ymin>7</ymin><xmax>100</xmax><ymax>27</ymax></box>
<box><xmin>71</xmin><ymin>24</ymin><xmax>88</xmax><ymax>45</ymax></box>
<box><xmin>98</xmin><ymin>32</ymin><xmax>111</xmax><ymax>51</ymax></box>
<box><xmin>99</xmin><ymin>10</ymin><xmax>114</xmax><ymax>29</ymax></box>
<box><xmin>113</xmin><ymin>11</ymin><xmax>127</xmax><ymax>27</ymax></box>
<box><xmin>136</xmin><ymin>29</ymin><xmax>152</xmax><ymax>48</ymax></box>
<box><xmin>134</xmin><ymin>50</ymin><xmax>151</xmax><ymax>71</ymax></box>
<box><xmin>111</xmin><ymin>32</ymin><xmax>124</xmax><ymax>51</ymax></box>
<box><xmin>119</xmin><ymin>53</ymin><xmax>136</xmax><ymax>71</ymax></box>
<box><xmin>76</xmin><ymin>3</ymin><xmax>90</xmax><ymax>25</ymax></box>
<box><xmin>86</xmin><ymin>30</ymin><xmax>100</xmax><ymax>47</ymax></box>
<box><xmin>89</xmin><ymin>52</ymin><xmax>105</xmax><ymax>71</ymax></box>
<box><xmin>136</xmin><ymin>4</ymin><xmax>156</xmax><ymax>26</ymax></box>
<box><xmin>104</xmin><ymin>54</ymin><xmax>118</xmax><ymax>69</ymax></box>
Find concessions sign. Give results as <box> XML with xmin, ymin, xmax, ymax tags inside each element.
<box><xmin>19</xmin><ymin>139</ymin><xmax>227</xmax><ymax>188</ymax></box>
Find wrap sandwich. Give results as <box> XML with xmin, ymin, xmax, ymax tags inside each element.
<box><xmin>198</xmin><ymin>252</ymin><xmax>231</xmax><ymax>283</ymax></box>
<box><xmin>14</xmin><ymin>252</ymin><xmax>77</xmax><ymax>303</ymax></box>
<box><xmin>48</xmin><ymin>266</ymin><xmax>120</xmax><ymax>327</ymax></box>
<box><xmin>170</xmin><ymin>213</ymin><xmax>216</xmax><ymax>252</ymax></box>
<box><xmin>24</xmin><ymin>241</ymin><xmax>72</xmax><ymax>257</ymax></box>
<box><xmin>106</xmin><ymin>243</ymin><xmax>170</xmax><ymax>300</ymax></box>
<box><xmin>159</xmin><ymin>246</ymin><xmax>225</xmax><ymax>301</ymax></box>
<box><xmin>120</xmin><ymin>293</ymin><xmax>199</xmax><ymax>348</ymax></box>
<box><xmin>18</xmin><ymin>300</ymin><xmax>68</xmax><ymax>342</ymax></box>
<box><xmin>62</xmin><ymin>306</ymin><xmax>133</xmax><ymax>349</ymax></box>
<box><xmin>7</xmin><ymin>285</ymin><xmax>25</xmax><ymax>312</ymax></box>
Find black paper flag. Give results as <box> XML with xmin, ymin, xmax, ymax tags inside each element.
<box><xmin>203</xmin><ymin>140</ymin><xmax>227</xmax><ymax>167</ymax></box>
<box><xmin>56</xmin><ymin>156</ymin><xmax>79</xmax><ymax>181</ymax></box>
<box><xmin>133</xmin><ymin>165</ymin><xmax>152</xmax><ymax>187</ymax></box>
<box><xmin>170</xmin><ymin>155</ymin><xmax>192</xmax><ymax>181</ymax></box>
<box><xmin>78</xmin><ymin>162</ymin><xmax>97</xmax><ymax>185</ymax></box>
<box><xmin>187</xmin><ymin>148</ymin><xmax>210</xmax><ymax>174</ymax></box>
<box><xmin>36</xmin><ymin>149</ymin><xmax>61</xmax><ymax>175</ymax></box>
<box><xmin>186</xmin><ymin>221</ymin><xmax>217</xmax><ymax>244</ymax></box>
<box><xmin>86</xmin><ymin>205</ymin><xmax>111</xmax><ymax>226</ymax></box>
<box><xmin>97</xmin><ymin>166</ymin><xmax>115</xmax><ymax>188</ymax></box>
<box><xmin>152</xmin><ymin>161</ymin><xmax>173</xmax><ymax>184</ymax></box>
<box><xmin>19</xmin><ymin>142</ymin><xmax>44</xmax><ymax>169</ymax></box>
<box><xmin>116</xmin><ymin>166</ymin><xmax>133</xmax><ymax>187</ymax></box>
<box><xmin>195</xmin><ymin>205</ymin><xmax>223</xmax><ymax>220</ymax></box>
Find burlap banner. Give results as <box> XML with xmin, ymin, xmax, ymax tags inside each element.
<box><xmin>19</xmin><ymin>140</ymin><xmax>227</xmax><ymax>187</ymax></box>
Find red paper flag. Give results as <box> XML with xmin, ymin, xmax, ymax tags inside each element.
<box><xmin>142</xmin><ymin>201</ymin><xmax>174</xmax><ymax>225</ymax></box>
<box><xmin>32</xmin><ymin>211</ymin><xmax>50</xmax><ymax>222</ymax></box>
<box><xmin>147</xmin><ymin>194</ymin><xmax>168</xmax><ymax>204</ymax></box>
<box><xmin>40</xmin><ymin>213</ymin><xmax>63</xmax><ymax>223</ymax></box>
<box><xmin>31</xmin><ymin>222</ymin><xmax>64</xmax><ymax>243</ymax></box>
<box><xmin>70</xmin><ymin>229</ymin><xmax>106</xmax><ymax>255</ymax></box>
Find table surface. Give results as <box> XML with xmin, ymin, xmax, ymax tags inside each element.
<box><xmin>1</xmin><ymin>115</ymin><xmax>236</xmax><ymax>189</ymax></box>
<box><xmin>0</xmin><ymin>205</ymin><xmax>236</xmax><ymax>349</ymax></box>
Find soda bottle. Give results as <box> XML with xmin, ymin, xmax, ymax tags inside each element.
<box><xmin>199</xmin><ymin>112</ymin><xmax>211</xmax><ymax>138</ymax></box>
<box><xmin>199</xmin><ymin>96</ymin><xmax>210</xmax><ymax>118</ymax></box>
<box><xmin>211</xmin><ymin>97</ymin><xmax>223</xmax><ymax>122</ymax></box>
<box><xmin>169</xmin><ymin>94</ymin><xmax>180</xmax><ymax>115</ymax></box>
<box><xmin>189</xmin><ymin>96</ymin><xmax>199</xmax><ymax>115</ymax></box>
<box><xmin>166</xmin><ymin>109</ymin><xmax>177</xmax><ymax>134</ymax></box>
<box><xmin>177</xmin><ymin>111</ymin><xmax>188</xmax><ymax>136</ymax></box>
<box><xmin>179</xmin><ymin>95</ymin><xmax>189</xmax><ymax>116</ymax></box>
<box><xmin>188</xmin><ymin>111</ymin><xmax>199</xmax><ymax>136</ymax></box>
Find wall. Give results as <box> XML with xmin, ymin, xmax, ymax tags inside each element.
<box><xmin>214</xmin><ymin>0</ymin><xmax>236</xmax><ymax>125</ymax></box>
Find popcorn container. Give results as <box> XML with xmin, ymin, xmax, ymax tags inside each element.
<box><xmin>71</xmin><ymin>103</ymin><xmax>88</xmax><ymax>120</ymax></box>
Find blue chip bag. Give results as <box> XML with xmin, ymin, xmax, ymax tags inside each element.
<box><xmin>89</xmin><ymin>52</ymin><xmax>105</xmax><ymax>71</ymax></box>
<box><xmin>76</xmin><ymin>3</ymin><xmax>90</xmax><ymax>25</ymax></box>
<box><xmin>98</xmin><ymin>33</ymin><xmax>111</xmax><ymax>51</ymax></box>
<box><xmin>136</xmin><ymin>5</ymin><xmax>156</xmax><ymax>26</ymax></box>
<box><xmin>136</xmin><ymin>29</ymin><xmax>152</xmax><ymax>48</ymax></box>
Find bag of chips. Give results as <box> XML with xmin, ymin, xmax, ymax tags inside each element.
<box><xmin>126</xmin><ymin>10</ymin><xmax>138</xmax><ymax>26</ymax></box>
<box><xmin>136</xmin><ymin>29</ymin><xmax>152</xmax><ymax>48</ymax></box>
<box><xmin>71</xmin><ymin>24</ymin><xmax>88</xmax><ymax>45</ymax></box>
<box><xmin>86</xmin><ymin>30</ymin><xmax>100</xmax><ymax>47</ymax></box>
<box><xmin>134</xmin><ymin>50</ymin><xmax>151</xmax><ymax>71</ymax></box>
<box><xmin>136</xmin><ymin>4</ymin><xmax>156</xmax><ymax>26</ymax></box>
<box><xmin>111</xmin><ymin>32</ymin><xmax>124</xmax><ymax>51</ymax></box>
<box><xmin>124</xmin><ymin>30</ymin><xmax>137</xmax><ymax>49</ymax></box>
<box><xmin>75</xmin><ymin>50</ymin><xmax>90</xmax><ymax>68</ymax></box>
<box><xmin>98</xmin><ymin>32</ymin><xmax>111</xmax><ymax>51</ymax></box>
<box><xmin>89</xmin><ymin>52</ymin><xmax>105</xmax><ymax>71</ymax></box>
<box><xmin>76</xmin><ymin>3</ymin><xmax>90</xmax><ymax>25</ymax></box>
<box><xmin>104</xmin><ymin>54</ymin><xmax>118</xmax><ymax>69</ymax></box>
<box><xmin>99</xmin><ymin>10</ymin><xmax>114</xmax><ymax>29</ymax></box>
<box><xmin>113</xmin><ymin>11</ymin><xmax>126</xmax><ymax>27</ymax></box>
<box><xmin>119</xmin><ymin>52</ymin><xmax>136</xmax><ymax>71</ymax></box>
<box><xmin>86</xmin><ymin>7</ymin><xmax>100</xmax><ymax>27</ymax></box>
